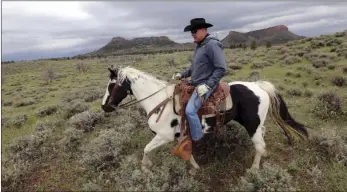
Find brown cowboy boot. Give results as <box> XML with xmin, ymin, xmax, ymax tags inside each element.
<box><xmin>171</xmin><ymin>135</ymin><xmax>192</xmax><ymax>160</ymax></box>
<box><xmin>192</xmin><ymin>137</ymin><xmax>204</xmax><ymax>153</ymax></box>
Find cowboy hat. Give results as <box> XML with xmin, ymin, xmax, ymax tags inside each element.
<box><xmin>183</xmin><ymin>18</ymin><xmax>213</xmax><ymax>32</ymax></box>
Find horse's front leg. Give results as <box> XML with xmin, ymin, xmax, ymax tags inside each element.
<box><xmin>142</xmin><ymin>134</ymin><xmax>170</xmax><ymax>169</ymax></box>
<box><xmin>189</xmin><ymin>155</ymin><xmax>200</xmax><ymax>175</ymax></box>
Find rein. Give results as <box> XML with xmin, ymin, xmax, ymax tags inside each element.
<box><xmin>109</xmin><ymin>84</ymin><xmax>169</xmax><ymax>110</ymax></box>
<box><xmin>118</xmin><ymin>85</ymin><xmax>169</xmax><ymax>108</ymax></box>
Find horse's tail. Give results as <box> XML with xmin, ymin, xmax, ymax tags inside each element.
<box><xmin>255</xmin><ymin>81</ymin><xmax>309</xmax><ymax>144</ymax></box>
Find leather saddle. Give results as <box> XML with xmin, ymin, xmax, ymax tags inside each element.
<box><xmin>171</xmin><ymin>79</ymin><xmax>232</xmax><ymax>160</ymax></box>
<box><xmin>173</xmin><ymin>80</ymin><xmax>232</xmax><ymax>117</ymax></box>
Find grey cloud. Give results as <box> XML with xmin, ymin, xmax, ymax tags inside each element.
<box><xmin>2</xmin><ymin>2</ymin><xmax>347</xmax><ymax>61</ymax></box>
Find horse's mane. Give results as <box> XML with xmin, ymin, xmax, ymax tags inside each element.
<box><xmin>115</xmin><ymin>66</ymin><xmax>168</xmax><ymax>87</ymax></box>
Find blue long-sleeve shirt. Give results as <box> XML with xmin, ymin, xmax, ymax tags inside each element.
<box><xmin>180</xmin><ymin>34</ymin><xmax>227</xmax><ymax>88</ymax></box>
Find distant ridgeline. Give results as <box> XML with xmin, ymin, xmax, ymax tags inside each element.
<box><xmin>221</xmin><ymin>25</ymin><xmax>306</xmax><ymax>48</ymax></box>
<box><xmin>73</xmin><ymin>25</ymin><xmax>305</xmax><ymax>59</ymax></box>
<box><xmin>77</xmin><ymin>36</ymin><xmax>196</xmax><ymax>59</ymax></box>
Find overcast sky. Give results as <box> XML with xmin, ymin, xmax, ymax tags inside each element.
<box><xmin>2</xmin><ymin>1</ymin><xmax>347</xmax><ymax>61</ymax></box>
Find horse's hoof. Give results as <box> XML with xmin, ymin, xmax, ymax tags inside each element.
<box><xmin>141</xmin><ymin>159</ymin><xmax>153</xmax><ymax>168</ymax></box>
<box><xmin>189</xmin><ymin>168</ymin><xmax>198</xmax><ymax>176</ymax></box>
<box><xmin>250</xmin><ymin>165</ymin><xmax>260</xmax><ymax>171</ymax></box>
<box><xmin>141</xmin><ymin>165</ymin><xmax>151</xmax><ymax>173</ymax></box>
<box><xmin>262</xmin><ymin>150</ymin><xmax>268</xmax><ymax>157</ymax></box>
<box><xmin>147</xmin><ymin>161</ymin><xmax>153</xmax><ymax>167</ymax></box>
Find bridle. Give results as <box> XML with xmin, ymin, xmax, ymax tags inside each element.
<box><xmin>107</xmin><ymin>77</ymin><xmax>188</xmax><ymax>123</ymax></box>
<box><xmin>107</xmin><ymin>82</ymin><xmax>170</xmax><ymax>110</ymax></box>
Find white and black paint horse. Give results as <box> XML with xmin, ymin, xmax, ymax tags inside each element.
<box><xmin>101</xmin><ymin>66</ymin><xmax>309</xmax><ymax>173</ymax></box>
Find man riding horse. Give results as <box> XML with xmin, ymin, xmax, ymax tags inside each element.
<box><xmin>173</xmin><ymin>18</ymin><xmax>227</xmax><ymax>150</ymax></box>
<box><xmin>101</xmin><ymin>18</ymin><xmax>308</xmax><ymax>168</ymax></box>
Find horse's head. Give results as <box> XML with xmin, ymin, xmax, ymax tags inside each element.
<box><xmin>101</xmin><ymin>67</ymin><xmax>133</xmax><ymax>112</ymax></box>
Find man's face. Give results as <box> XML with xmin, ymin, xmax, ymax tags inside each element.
<box><xmin>191</xmin><ymin>28</ymin><xmax>207</xmax><ymax>43</ymax></box>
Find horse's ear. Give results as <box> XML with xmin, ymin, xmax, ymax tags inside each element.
<box><xmin>113</xmin><ymin>67</ymin><xmax>119</xmax><ymax>74</ymax></box>
<box><xmin>108</xmin><ymin>68</ymin><xmax>116</xmax><ymax>78</ymax></box>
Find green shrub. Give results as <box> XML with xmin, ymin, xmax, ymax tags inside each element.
<box><xmin>35</xmin><ymin>105</ymin><xmax>58</xmax><ymax>117</ymax></box>
<box><xmin>187</xmin><ymin>54</ymin><xmax>193</xmax><ymax>64</ymax></box>
<box><xmin>12</xmin><ymin>114</ymin><xmax>27</xmax><ymax>128</ymax></box>
<box><xmin>287</xmin><ymin>88</ymin><xmax>302</xmax><ymax>97</ymax></box>
<box><xmin>331</xmin><ymin>76</ymin><xmax>346</xmax><ymax>87</ymax></box>
<box><xmin>41</xmin><ymin>66</ymin><xmax>57</xmax><ymax>84</ymax></box>
<box><xmin>59</xmin><ymin>127</ymin><xmax>84</xmax><ymax>153</ymax></box>
<box><xmin>311</xmin><ymin>40</ymin><xmax>325</xmax><ymax>49</ymax></box>
<box><xmin>75</xmin><ymin>62</ymin><xmax>90</xmax><ymax>73</ymax></box>
<box><xmin>13</xmin><ymin>99</ymin><xmax>36</xmax><ymax>107</ymax></box>
<box><xmin>327</xmin><ymin>64</ymin><xmax>336</xmax><ymax>70</ymax></box>
<box><xmin>285</xmin><ymin>71</ymin><xmax>294</xmax><ymax>77</ymax></box>
<box><xmin>343</xmin><ymin>67</ymin><xmax>347</xmax><ymax>74</ymax></box>
<box><xmin>304</xmin><ymin>89</ymin><xmax>313</xmax><ymax>97</ymax></box>
<box><xmin>81</xmin><ymin>129</ymin><xmax>129</xmax><ymax>171</ymax></box>
<box><xmin>278</xmin><ymin>85</ymin><xmax>285</xmax><ymax>91</ymax></box>
<box><xmin>280</xmin><ymin>53</ymin><xmax>289</xmax><ymax>60</ymax></box>
<box><xmin>68</xmin><ymin>110</ymin><xmax>103</xmax><ymax>132</ymax></box>
<box><xmin>34</xmin><ymin>120</ymin><xmax>59</xmax><ymax>132</ymax></box>
<box><xmin>229</xmin><ymin>64</ymin><xmax>243</xmax><ymax>70</ymax></box>
<box><xmin>236</xmin><ymin>57</ymin><xmax>251</xmax><ymax>65</ymax></box>
<box><xmin>282</xmin><ymin>56</ymin><xmax>302</xmax><ymax>65</ymax></box>
<box><xmin>295</xmin><ymin>73</ymin><xmax>301</xmax><ymax>78</ymax></box>
<box><xmin>265</xmin><ymin>58</ymin><xmax>275</xmax><ymax>65</ymax></box>
<box><xmin>284</xmin><ymin>78</ymin><xmax>292</xmax><ymax>84</ymax></box>
<box><xmin>326</xmin><ymin>38</ymin><xmax>343</xmax><ymax>46</ymax></box>
<box><xmin>312</xmin><ymin>92</ymin><xmax>344</xmax><ymax>119</ymax></box>
<box><xmin>3</xmin><ymin>122</ymin><xmax>57</xmax><ymax>191</ymax></box>
<box><xmin>230</xmin><ymin>163</ymin><xmax>298</xmax><ymax>192</ymax></box>
<box><xmin>336</xmin><ymin>47</ymin><xmax>347</xmax><ymax>58</ymax></box>
<box><xmin>313</xmin><ymin>73</ymin><xmax>323</xmax><ymax>80</ymax></box>
<box><xmin>62</xmin><ymin>88</ymin><xmax>104</xmax><ymax>103</ymax></box>
<box><xmin>297</xmin><ymin>66</ymin><xmax>312</xmax><ymax>74</ymax></box>
<box><xmin>312</xmin><ymin>59</ymin><xmax>330</xmax><ymax>68</ymax></box>
<box><xmin>335</xmin><ymin>32</ymin><xmax>345</xmax><ymax>37</ymax></box>
<box><xmin>277</xmin><ymin>46</ymin><xmax>290</xmax><ymax>55</ymax></box>
<box><xmin>311</xmin><ymin>128</ymin><xmax>347</xmax><ymax>164</ymax></box>
<box><xmin>251</xmin><ymin>40</ymin><xmax>257</xmax><ymax>50</ymax></box>
<box><xmin>251</xmin><ymin>61</ymin><xmax>269</xmax><ymax>69</ymax></box>
<box><xmin>82</xmin><ymin>181</ymin><xmax>103</xmax><ymax>191</ymax></box>
<box><xmin>1</xmin><ymin>116</ymin><xmax>11</xmax><ymax>129</ymax></box>
<box><xmin>249</xmin><ymin>71</ymin><xmax>260</xmax><ymax>81</ymax></box>
<box><xmin>58</xmin><ymin>100</ymin><xmax>90</xmax><ymax>119</ymax></box>
<box><xmin>307</xmin><ymin>52</ymin><xmax>338</xmax><ymax>62</ymax></box>
<box><xmin>3</xmin><ymin>101</ymin><xmax>13</xmax><ymax>106</ymax></box>
<box><xmin>111</xmin><ymin>154</ymin><xmax>204</xmax><ymax>191</ymax></box>
<box><xmin>166</xmin><ymin>56</ymin><xmax>176</xmax><ymax>67</ymax></box>
<box><xmin>293</xmin><ymin>50</ymin><xmax>305</xmax><ymax>57</ymax></box>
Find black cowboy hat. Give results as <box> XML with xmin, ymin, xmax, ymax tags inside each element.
<box><xmin>184</xmin><ymin>18</ymin><xmax>213</xmax><ymax>32</ymax></box>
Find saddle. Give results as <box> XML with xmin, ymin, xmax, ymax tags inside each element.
<box><xmin>171</xmin><ymin>79</ymin><xmax>232</xmax><ymax>160</ymax></box>
<box><xmin>173</xmin><ymin>80</ymin><xmax>232</xmax><ymax>117</ymax></box>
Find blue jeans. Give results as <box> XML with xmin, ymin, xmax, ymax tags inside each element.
<box><xmin>185</xmin><ymin>85</ymin><xmax>217</xmax><ymax>141</ymax></box>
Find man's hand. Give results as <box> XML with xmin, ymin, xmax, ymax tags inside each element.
<box><xmin>197</xmin><ymin>84</ymin><xmax>210</xmax><ymax>97</ymax></box>
<box><xmin>172</xmin><ymin>73</ymin><xmax>182</xmax><ymax>80</ymax></box>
